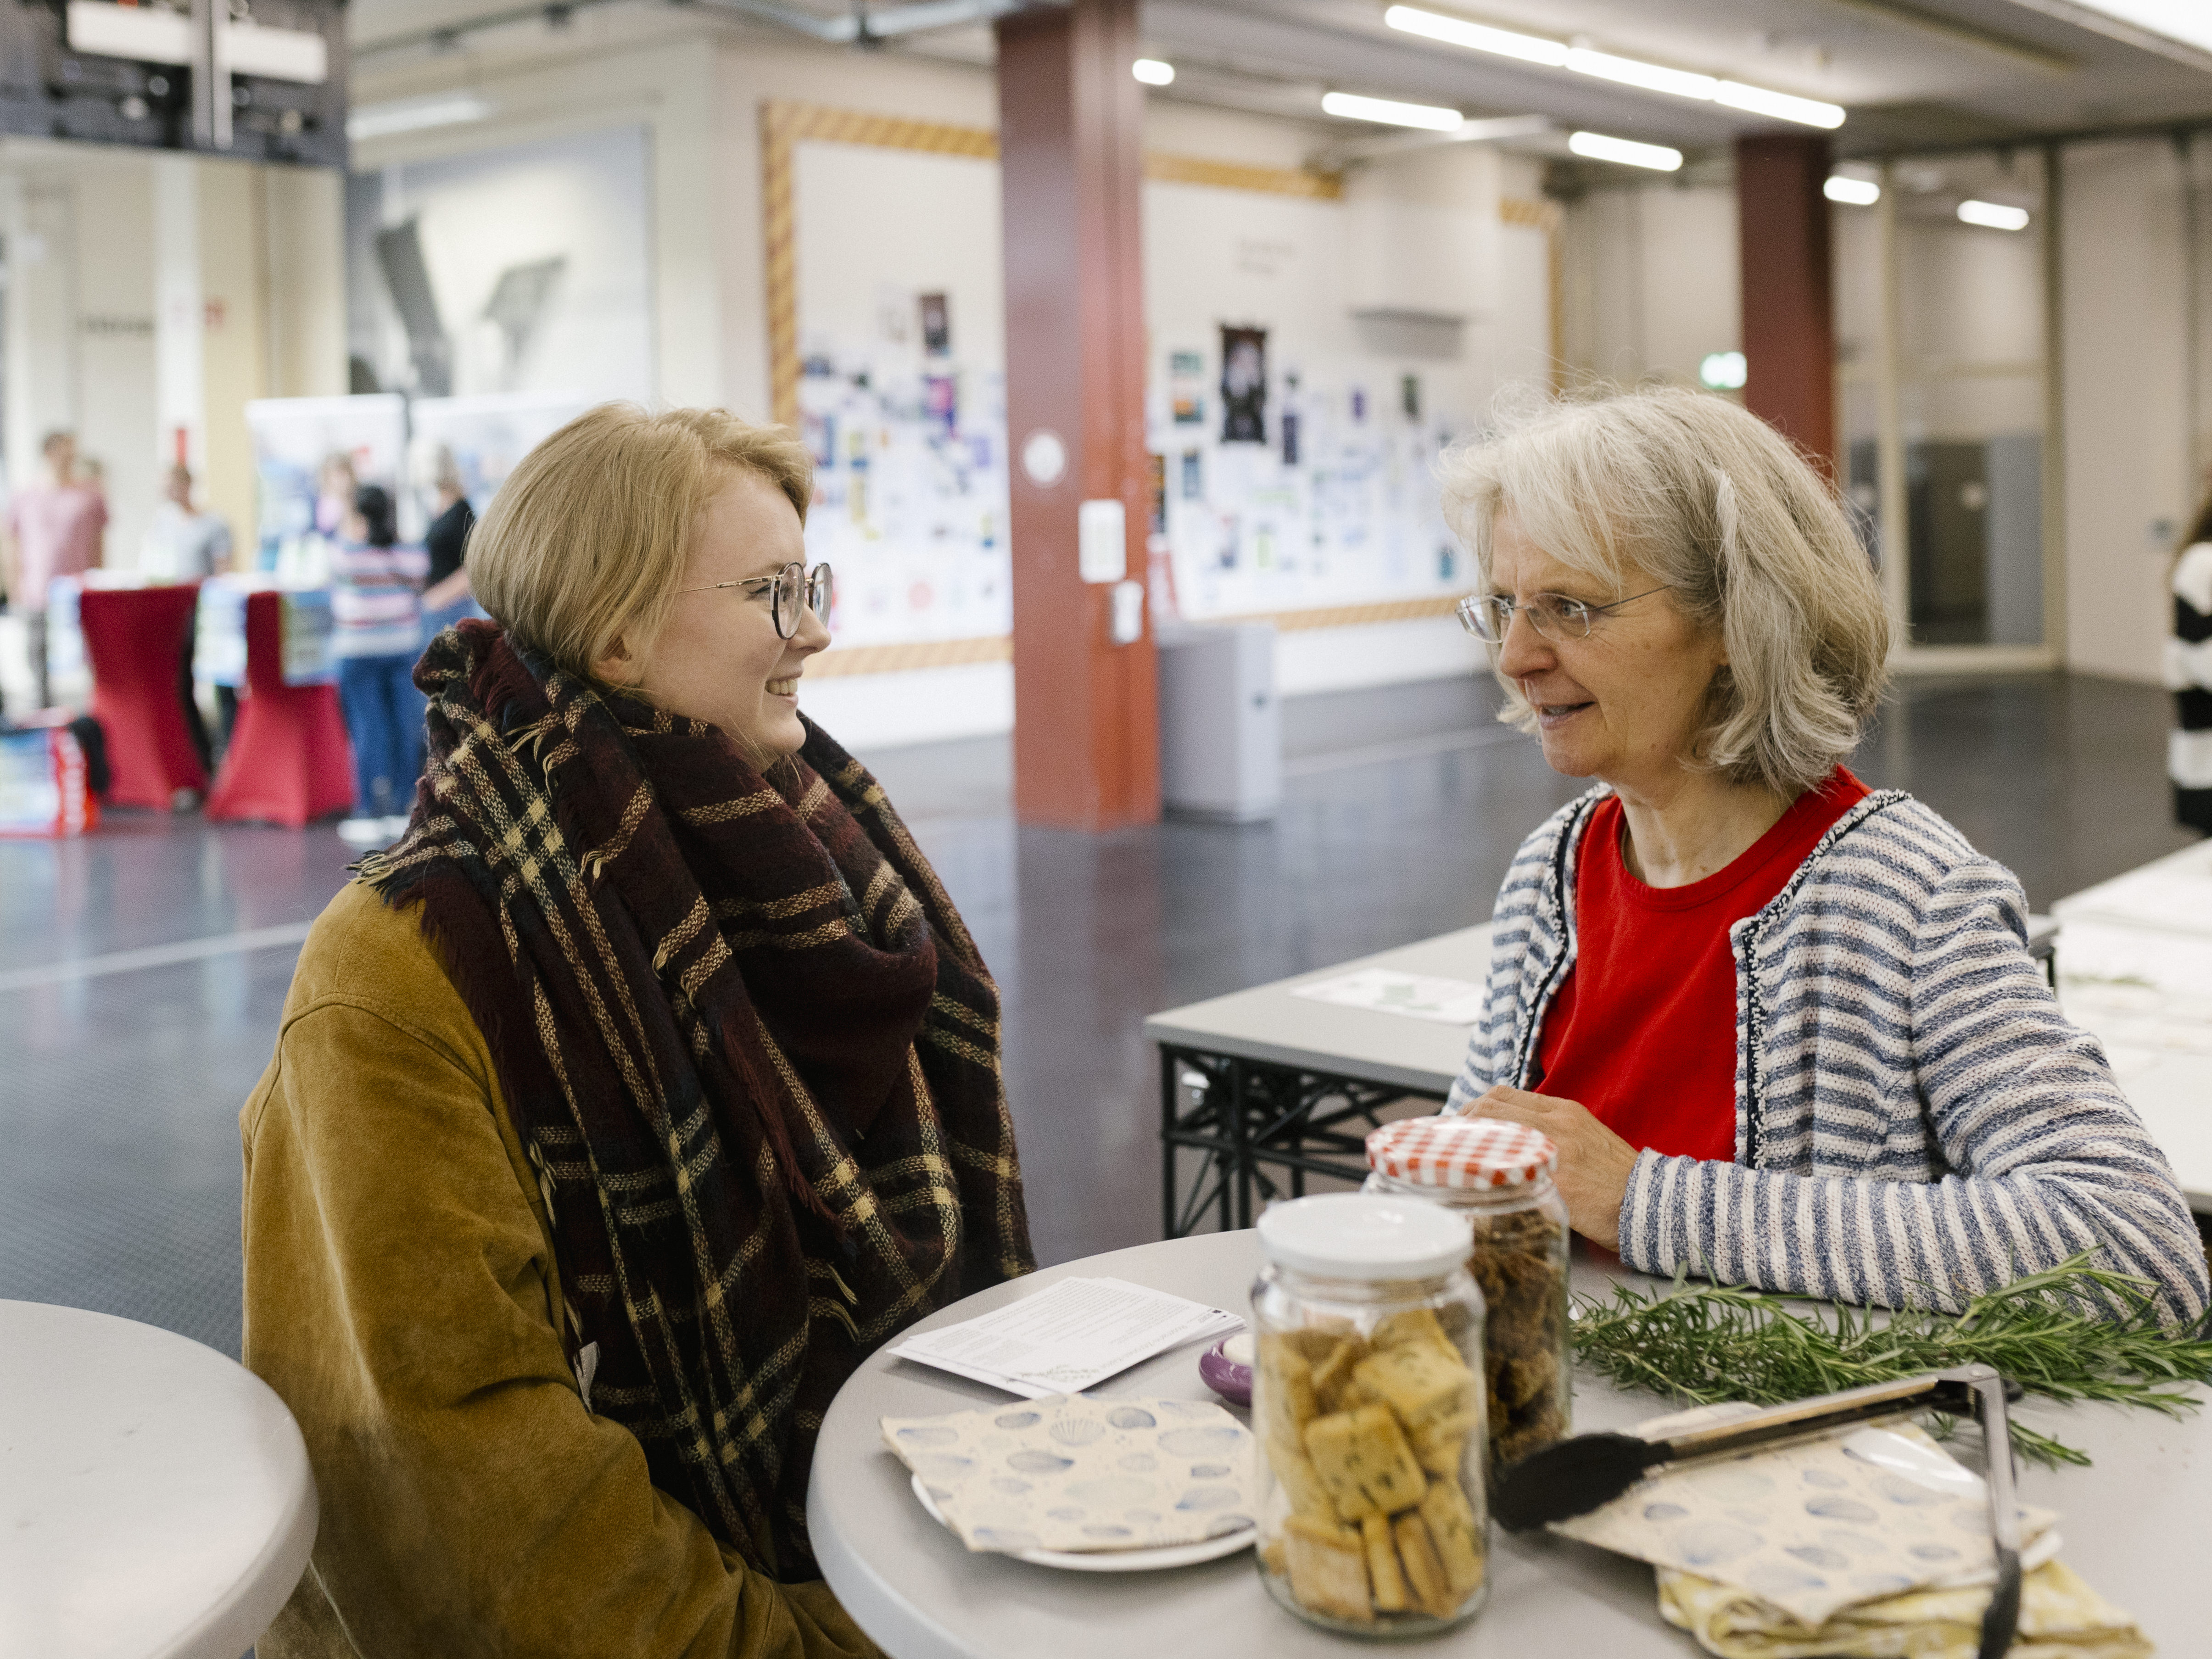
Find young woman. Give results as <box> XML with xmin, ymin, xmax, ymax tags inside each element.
<box><xmin>242</xmin><ymin>405</ymin><xmax>1033</xmax><ymax>1657</ymax></box>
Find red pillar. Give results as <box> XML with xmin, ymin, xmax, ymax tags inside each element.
<box><xmin>995</xmin><ymin>0</ymin><xmax>1160</xmax><ymax>829</ymax></box>
<box><xmin>1736</xmin><ymin>134</ymin><xmax>1836</xmax><ymax>475</ymax></box>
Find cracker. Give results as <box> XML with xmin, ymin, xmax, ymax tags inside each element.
<box><xmin>1283</xmin><ymin>1514</ymin><xmax>1372</xmax><ymax>1623</ymax></box>
<box><xmin>1360</xmin><ymin>1513</ymin><xmax>1409</xmax><ymax>1613</ymax></box>
<box><xmin>1419</xmin><ymin>1477</ymin><xmax>1485</xmax><ymax>1599</ymax></box>
<box><xmin>1351</xmin><ymin>1341</ymin><xmax>1476</xmax><ymax>1438</ymax></box>
<box><xmin>1304</xmin><ymin>1402</ymin><xmax>1428</xmax><ymax>1520</ymax></box>
<box><xmin>1392</xmin><ymin>1511</ymin><xmax>1456</xmax><ymax>1619</ymax></box>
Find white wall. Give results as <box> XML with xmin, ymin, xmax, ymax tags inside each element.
<box><xmin>1562</xmin><ymin>183</ymin><xmax>1739</xmax><ymax>388</ymax></box>
<box><xmin>2061</xmin><ymin>139</ymin><xmax>2192</xmax><ymax>683</ymax></box>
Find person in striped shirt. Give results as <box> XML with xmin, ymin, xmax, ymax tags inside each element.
<box><xmin>331</xmin><ymin>483</ymin><xmax>430</xmax><ymax>846</ymax></box>
<box><xmin>2170</xmin><ymin>492</ymin><xmax>2212</xmax><ymax>835</ymax></box>
<box><xmin>1437</xmin><ymin>386</ymin><xmax>2207</xmax><ymax>1328</ymax></box>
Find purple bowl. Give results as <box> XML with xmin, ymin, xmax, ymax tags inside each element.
<box><xmin>1198</xmin><ymin>1336</ymin><xmax>1253</xmax><ymax>1407</ymax></box>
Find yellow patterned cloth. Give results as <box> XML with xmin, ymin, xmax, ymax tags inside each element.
<box><xmin>1658</xmin><ymin>1558</ymin><xmax>2152</xmax><ymax>1659</ymax></box>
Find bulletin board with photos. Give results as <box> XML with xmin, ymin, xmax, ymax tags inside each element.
<box><xmin>776</xmin><ymin>116</ymin><xmax>1484</xmax><ymax>655</ymax></box>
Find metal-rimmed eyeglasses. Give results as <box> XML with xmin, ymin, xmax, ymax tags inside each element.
<box><xmin>679</xmin><ymin>561</ymin><xmax>833</xmax><ymax>639</ymax></box>
<box><xmin>1455</xmin><ymin>584</ymin><xmax>1670</xmax><ymax>644</ymax></box>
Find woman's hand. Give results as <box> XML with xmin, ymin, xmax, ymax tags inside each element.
<box><xmin>1457</xmin><ymin>1084</ymin><xmax>1641</xmax><ymax>1251</ymax></box>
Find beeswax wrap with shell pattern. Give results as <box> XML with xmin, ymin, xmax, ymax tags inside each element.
<box><xmin>881</xmin><ymin>1394</ymin><xmax>1257</xmax><ymax>1553</ymax></box>
<box><xmin>1554</xmin><ymin>1421</ymin><xmax>2058</xmax><ymax>1626</ymax></box>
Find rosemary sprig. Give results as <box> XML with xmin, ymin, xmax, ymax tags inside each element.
<box><xmin>1569</xmin><ymin>1251</ymin><xmax>2212</xmax><ymax>1468</ymax></box>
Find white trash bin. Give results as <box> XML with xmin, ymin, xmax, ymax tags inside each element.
<box><xmin>1155</xmin><ymin>620</ymin><xmax>1281</xmax><ymax>823</ymax></box>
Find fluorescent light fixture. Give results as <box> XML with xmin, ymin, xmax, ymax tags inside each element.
<box><xmin>1568</xmin><ymin>130</ymin><xmax>1683</xmax><ymax>172</ymax></box>
<box><xmin>1824</xmin><ymin>174</ymin><xmax>1881</xmax><ymax>206</ymax></box>
<box><xmin>1957</xmin><ymin>199</ymin><xmax>2031</xmax><ymax>231</ymax></box>
<box><xmin>1321</xmin><ymin>91</ymin><xmax>1464</xmax><ymax>131</ymax></box>
<box><xmin>1132</xmin><ymin>58</ymin><xmax>1175</xmax><ymax>86</ymax></box>
<box><xmin>1699</xmin><ymin>351</ymin><xmax>1748</xmax><ymax>391</ymax></box>
<box><xmin>2062</xmin><ymin>1</ymin><xmax>2212</xmax><ymax>53</ymax></box>
<box><xmin>347</xmin><ymin>93</ymin><xmax>496</xmax><ymax>142</ymax></box>
<box><xmin>1382</xmin><ymin>6</ymin><xmax>1566</xmax><ymax>66</ymax></box>
<box><xmin>1715</xmin><ymin>81</ymin><xmax>1844</xmax><ymax>128</ymax></box>
<box><xmin>1564</xmin><ymin>47</ymin><xmax>1715</xmax><ymax>100</ymax></box>
<box><xmin>1381</xmin><ymin>4</ymin><xmax>1843</xmax><ymax>128</ymax></box>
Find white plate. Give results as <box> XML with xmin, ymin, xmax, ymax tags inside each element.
<box><xmin>909</xmin><ymin>1474</ymin><xmax>1256</xmax><ymax>1572</ymax></box>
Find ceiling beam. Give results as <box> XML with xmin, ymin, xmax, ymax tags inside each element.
<box><xmin>1820</xmin><ymin>0</ymin><xmax>2076</xmax><ymax>76</ymax></box>
<box><xmin>1996</xmin><ymin>0</ymin><xmax>2212</xmax><ymax>76</ymax></box>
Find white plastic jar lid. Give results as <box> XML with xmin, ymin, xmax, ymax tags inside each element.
<box><xmin>1256</xmin><ymin>1193</ymin><xmax>1472</xmax><ymax>1281</ymax></box>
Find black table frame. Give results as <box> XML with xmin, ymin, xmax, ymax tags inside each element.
<box><xmin>1158</xmin><ymin>1045</ymin><xmax>1445</xmax><ymax>1237</ymax></box>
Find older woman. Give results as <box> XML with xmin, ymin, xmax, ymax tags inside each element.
<box><xmin>1439</xmin><ymin>386</ymin><xmax>2208</xmax><ymax>1327</ymax></box>
<box><xmin>240</xmin><ymin>405</ymin><xmax>1032</xmax><ymax>1656</ymax></box>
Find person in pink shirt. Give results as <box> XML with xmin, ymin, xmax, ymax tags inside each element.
<box><xmin>4</xmin><ymin>430</ymin><xmax>107</xmax><ymax>710</ymax></box>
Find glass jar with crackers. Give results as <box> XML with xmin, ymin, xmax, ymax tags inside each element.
<box><xmin>1251</xmin><ymin>1194</ymin><xmax>1490</xmax><ymax>1637</ymax></box>
<box><xmin>1363</xmin><ymin>1116</ymin><xmax>1572</xmax><ymax>1476</ymax></box>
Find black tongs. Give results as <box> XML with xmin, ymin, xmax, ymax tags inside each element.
<box><xmin>1495</xmin><ymin>1365</ymin><xmax>2022</xmax><ymax>1659</ymax></box>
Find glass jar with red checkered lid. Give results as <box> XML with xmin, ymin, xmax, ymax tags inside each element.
<box><xmin>1363</xmin><ymin>1116</ymin><xmax>1572</xmax><ymax>1475</ymax></box>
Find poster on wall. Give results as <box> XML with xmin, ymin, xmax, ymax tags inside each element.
<box><xmin>408</xmin><ymin>391</ymin><xmax>596</xmax><ymax>528</ymax></box>
<box><xmin>1153</xmin><ymin>344</ymin><xmax>1464</xmax><ymax>626</ymax></box>
<box><xmin>1220</xmin><ymin>326</ymin><xmax>1268</xmax><ymax>444</ymax></box>
<box><xmin>789</xmin><ymin>135</ymin><xmax>1011</xmax><ymax>652</ymax></box>
<box><xmin>244</xmin><ymin>394</ymin><xmax>409</xmax><ymax>582</ymax></box>
<box><xmin>796</xmin><ymin>346</ymin><xmax>1011</xmax><ymax>649</ymax></box>
<box><xmin>345</xmin><ymin>125</ymin><xmax>654</xmax><ymax>407</ymax></box>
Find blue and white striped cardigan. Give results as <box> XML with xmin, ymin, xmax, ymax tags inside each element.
<box><xmin>1446</xmin><ymin>787</ymin><xmax>2211</xmax><ymax>1328</ymax></box>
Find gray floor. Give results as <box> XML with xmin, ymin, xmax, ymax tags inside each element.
<box><xmin>0</xmin><ymin>671</ymin><xmax>2195</xmax><ymax>1358</ymax></box>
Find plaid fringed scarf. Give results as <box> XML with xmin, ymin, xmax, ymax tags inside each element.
<box><xmin>358</xmin><ymin>620</ymin><xmax>1033</xmax><ymax>1578</ymax></box>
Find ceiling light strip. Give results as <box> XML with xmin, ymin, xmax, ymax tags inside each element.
<box><xmin>1567</xmin><ymin>130</ymin><xmax>1682</xmax><ymax>172</ymax></box>
<box><xmin>1321</xmin><ymin>90</ymin><xmax>1465</xmax><ymax>131</ymax></box>
<box><xmin>1383</xmin><ymin>5</ymin><xmax>1845</xmax><ymax>129</ymax></box>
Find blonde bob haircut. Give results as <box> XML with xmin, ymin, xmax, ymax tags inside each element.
<box><xmin>1439</xmin><ymin>385</ymin><xmax>1890</xmax><ymax>799</ymax></box>
<box><xmin>469</xmin><ymin>403</ymin><xmax>813</xmax><ymax>684</ymax></box>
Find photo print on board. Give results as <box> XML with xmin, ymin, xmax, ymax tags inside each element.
<box><xmin>1220</xmin><ymin>325</ymin><xmax>1267</xmax><ymax>444</ymax></box>
<box><xmin>919</xmin><ymin>293</ymin><xmax>951</xmax><ymax>357</ymax></box>
<box><xmin>1170</xmin><ymin>350</ymin><xmax>1206</xmax><ymax>425</ymax></box>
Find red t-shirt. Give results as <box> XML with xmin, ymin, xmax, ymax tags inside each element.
<box><xmin>1532</xmin><ymin>768</ymin><xmax>1870</xmax><ymax>1162</ymax></box>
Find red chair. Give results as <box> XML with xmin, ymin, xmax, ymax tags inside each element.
<box><xmin>206</xmin><ymin>590</ymin><xmax>355</xmax><ymax>827</ymax></box>
<box><xmin>78</xmin><ymin>584</ymin><xmax>209</xmax><ymax>811</ymax></box>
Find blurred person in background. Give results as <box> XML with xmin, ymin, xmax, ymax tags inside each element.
<box><xmin>330</xmin><ymin>482</ymin><xmax>429</xmax><ymax>846</ymax></box>
<box><xmin>2</xmin><ymin>430</ymin><xmax>106</xmax><ymax>712</ymax></box>
<box><xmin>142</xmin><ymin>463</ymin><xmax>236</xmax><ymax>771</ymax></box>
<box><xmin>2170</xmin><ymin>482</ymin><xmax>2212</xmax><ymax>835</ymax></box>
<box><xmin>141</xmin><ymin>462</ymin><xmax>233</xmax><ymax>582</ymax></box>
<box><xmin>314</xmin><ymin>451</ymin><xmax>356</xmax><ymax>539</ymax></box>
<box><xmin>240</xmin><ymin>403</ymin><xmax>1030</xmax><ymax>1657</ymax></box>
<box><xmin>417</xmin><ymin>441</ymin><xmax>482</xmax><ymax>634</ymax></box>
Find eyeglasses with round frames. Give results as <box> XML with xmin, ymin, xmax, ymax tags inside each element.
<box><xmin>1455</xmin><ymin>584</ymin><xmax>1670</xmax><ymax>644</ymax></box>
<box><xmin>679</xmin><ymin>561</ymin><xmax>833</xmax><ymax>640</ymax></box>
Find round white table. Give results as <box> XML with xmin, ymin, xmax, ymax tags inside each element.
<box><xmin>0</xmin><ymin>1301</ymin><xmax>317</xmax><ymax>1659</ymax></box>
<box><xmin>809</xmin><ymin>1232</ymin><xmax>2210</xmax><ymax>1659</ymax></box>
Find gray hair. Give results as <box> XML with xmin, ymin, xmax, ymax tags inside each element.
<box><xmin>1439</xmin><ymin>385</ymin><xmax>1890</xmax><ymax>799</ymax></box>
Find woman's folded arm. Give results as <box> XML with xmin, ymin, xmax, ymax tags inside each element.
<box><xmin>1618</xmin><ymin>862</ymin><xmax>2210</xmax><ymax>1329</ymax></box>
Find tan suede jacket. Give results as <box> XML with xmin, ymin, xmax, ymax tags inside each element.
<box><xmin>240</xmin><ymin>880</ymin><xmax>881</xmax><ymax>1659</ymax></box>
